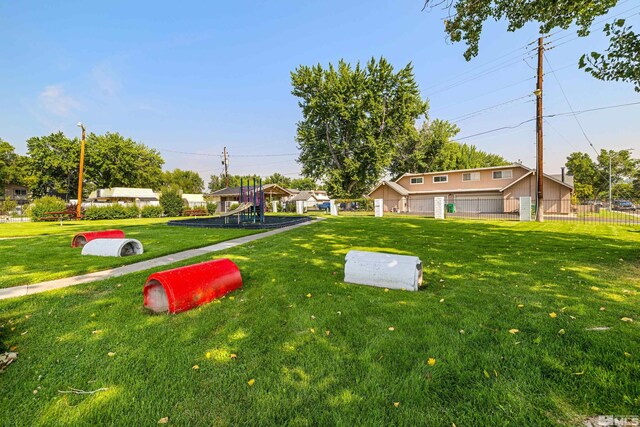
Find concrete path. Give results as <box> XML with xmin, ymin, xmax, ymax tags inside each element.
<box><xmin>0</xmin><ymin>220</ymin><xmax>315</xmax><ymax>301</ymax></box>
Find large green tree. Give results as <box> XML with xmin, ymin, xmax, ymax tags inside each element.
<box><xmin>27</xmin><ymin>132</ymin><xmax>81</xmax><ymax>199</ymax></box>
<box><xmin>291</xmin><ymin>57</ymin><xmax>428</xmax><ymax>198</ymax></box>
<box><xmin>264</xmin><ymin>173</ymin><xmax>292</xmax><ymax>188</ymax></box>
<box><xmin>85</xmin><ymin>132</ymin><xmax>164</xmax><ymax>191</ymax></box>
<box><xmin>162</xmin><ymin>169</ymin><xmax>204</xmax><ymax>193</ymax></box>
<box><xmin>0</xmin><ymin>140</ymin><xmax>30</xmax><ymax>196</ymax></box>
<box><xmin>208</xmin><ymin>174</ymin><xmax>262</xmax><ymax>192</ymax></box>
<box><xmin>565</xmin><ymin>149</ymin><xmax>638</xmax><ymax>201</ymax></box>
<box><xmin>423</xmin><ymin>0</ymin><xmax>639</xmax><ymax>90</ymax></box>
<box><xmin>290</xmin><ymin>177</ymin><xmax>319</xmax><ymax>191</ymax></box>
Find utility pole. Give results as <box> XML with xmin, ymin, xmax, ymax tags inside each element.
<box><xmin>535</xmin><ymin>36</ymin><xmax>544</xmax><ymax>222</ymax></box>
<box><xmin>76</xmin><ymin>122</ymin><xmax>86</xmax><ymax>220</ymax></box>
<box><xmin>222</xmin><ymin>146</ymin><xmax>229</xmax><ymax>188</ymax></box>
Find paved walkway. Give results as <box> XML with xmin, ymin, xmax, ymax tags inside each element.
<box><xmin>0</xmin><ymin>220</ymin><xmax>315</xmax><ymax>301</ymax></box>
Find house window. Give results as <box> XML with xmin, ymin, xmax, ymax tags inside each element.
<box><xmin>462</xmin><ymin>172</ymin><xmax>480</xmax><ymax>181</ymax></box>
<box><xmin>14</xmin><ymin>189</ymin><xmax>27</xmax><ymax>196</ymax></box>
<box><xmin>410</xmin><ymin>177</ymin><xmax>424</xmax><ymax>185</ymax></box>
<box><xmin>433</xmin><ymin>175</ymin><xmax>448</xmax><ymax>183</ymax></box>
<box><xmin>492</xmin><ymin>170</ymin><xmax>513</xmax><ymax>180</ymax></box>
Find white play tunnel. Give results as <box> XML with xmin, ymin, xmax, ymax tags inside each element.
<box><xmin>81</xmin><ymin>238</ymin><xmax>144</xmax><ymax>257</ymax></box>
<box><xmin>344</xmin><ymin>250</ymin><xmax>422</xmax><ymax>291</ymax></box>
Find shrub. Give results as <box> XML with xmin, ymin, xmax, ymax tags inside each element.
<box><xmin>30</xmin><ymin>196</ymin><xmax>67</xmax><ymax>221</ymax></box>
<box><xmin>0</xmin><ymin>200</ymin><xmax>17</xmax><ymax>215</ymax></box>
<box><xmin>160</xmin><ymin>190</ymin><xmax>184</xmax><ymax>217</ymax></box>
<box><xmin>141</xmin><ymin>205</ymin><xmax>164</xmax><ymax>218</ymax></box>
<box><xmin>206</xmin><ymin>202</ymin><xmax>218</xmax><ymax>214</ymax></box>
<box><xmin>229</xmin><ymin>202</ymin><xmax>239</xmax><ymax>211</ymax></box>
<box><xmin>83</xmin><ymin>204</ymin><xmax>139</xmax><ymax>220</ymax></box>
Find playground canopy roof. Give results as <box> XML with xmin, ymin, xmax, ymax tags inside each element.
<box><xmin>210</xmin><ymin>184</ymin><xmax>293</xmax><ymax>198</ymax></box>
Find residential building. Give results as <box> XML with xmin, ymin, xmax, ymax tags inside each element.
<box><xmin>2</xmin><ymin>184</ymin><xmax>29</xmax><ymax>205</ymax></box>
<box><xmin>369</xmin><ymin>164</ymin><xmax>573</xmax><ymax>214</ymax></box>
<box><xmin>87</xmin><ymin>187</ymin><xmax>160</xmax><ymax>206</ymax></box>
<box><xmin>287</xmin><ymin>190</ymin><xmax>330</xmax><ymax>208</ymax></box>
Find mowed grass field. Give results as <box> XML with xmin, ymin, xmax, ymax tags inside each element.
<box><xmin>1</xmin><ymin>217</ymin><xmax>639</xmax><ymax>426</ymax></box>
<box><xmin>0</xmin><ymin>218</ymin><xmax>260</xmax><ymax>288</ymax></box>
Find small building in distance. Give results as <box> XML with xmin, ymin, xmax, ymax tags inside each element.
<box><xmin>182</xmin><ymin>193</ymin><xmax>206</xmax><ymax>208</ymax></box>
<box><xmin>2</xmin><ymin>184</ymin><xmax>29</xmax><ymax>205</ymax></box>
<box><xmin>87</xmin><ymin>187</ymin><xmax>160</xmax><ymax>206</ymax></box>
<box><xmin>287</xmin><ymin>190</ymin><xmax>330</xmax><ymax>208</ymax></box>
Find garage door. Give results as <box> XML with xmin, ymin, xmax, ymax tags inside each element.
<box><xmin>454</xmin><ymin>196</ymin><xmax>503</xmax><ymax>213</ymax></box>
<box><xmin>409</xmin><ymin>195</ymin><xmax>435</xmax><ymax>213</ymax></box>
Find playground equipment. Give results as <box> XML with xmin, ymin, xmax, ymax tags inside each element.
<box><xmin>81</xmin><ymin>238</ymin><xmax>143</xmax><ymax>257</ymax></box>
<box><xmin>143</xmin><ymin>259</ymin><xmax>242</xmax><ymax>313</ymax></box>
<box><xmin>237</xmin><ymin>177</ymin><xmax>265</xmax><ymax>224</ymax></box>
<box><xmin>344</xmin><ymin>250</ymin><xmax>422</xmax><ymax>291</ymax></box>
<box><xmin>71</xmin><ymin>229</ymin><xmax>125</xmax><ymax>247</ymax></box>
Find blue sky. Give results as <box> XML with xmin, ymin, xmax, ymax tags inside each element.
<box><xmin>1</xmin><ymin>1</ymin><xmax>638</xmax><ymax>184</ymax></box>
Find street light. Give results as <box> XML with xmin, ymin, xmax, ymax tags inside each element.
<box><xmin>609</xmin><ymin>148</ymin><xmax>634</xmax><ymax>208</ymax></box>
<box><xmin>76</xmin><ymin>122</ymin><xmax>86</xmax><ymax>220</ymax></box>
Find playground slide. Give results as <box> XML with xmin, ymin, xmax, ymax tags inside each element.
<box><xmin>218</xmin><ymin>202</ymin><xmax>253</xmax><ymax>217</ymax></box>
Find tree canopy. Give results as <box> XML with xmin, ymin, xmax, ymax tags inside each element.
<box><xmin>423</xmin><ymin>0</ymin><xmax>639</xmax><ymax>90</ymax></box>
<box><xmin>162</xmin><ymin>169</ymin><xmax>204</xmax><ymax>193</ymax></box>
<box><xmin>565</xmin><ymin>149</ymin><xmax>639</xmax><ymax>201</ymax></box>
<box><xmin>27</xmin><ymin>132</ymin><xmax>81</xmax><ymax>199</ymax></box>
<box><xmin>291</xmin><ymin>57</ymin><xmax>429</xmax><ymax>198</ymax></box>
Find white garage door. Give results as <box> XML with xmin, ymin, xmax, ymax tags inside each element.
<box><xmin>454</xmin><ymin>196</ymin><xmax>503</xmax><ymax>213</ymax></box>
<box><xmin>409</xmin><ymin>195</ymin><xmax>435</xmax><ymax>213</ymax></box>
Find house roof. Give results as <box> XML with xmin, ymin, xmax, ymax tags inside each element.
<box><xmin>88</xmin><ymin>187</ymin><xmax>159</xmax><ymax>200</ymax></box>
<box><xmin>395</xmin><ymin>163</ymin><xmax>530</xmax><ymax>182</ymax></box>
<box><xmin>368</xmin><ymin>180</ymin><xmax>410</xmax><ymax>197</ymax></box>
<box><xmin>289</xmin><ymin>190</ymin><xmax>331</xmax><ymax>202</ymax></box>
<box><xmin>550</xmin><ymin>174</ymin><xmax>574</xmax><ymax>187</ymax></box>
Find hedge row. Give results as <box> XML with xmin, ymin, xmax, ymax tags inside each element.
<box><xmin>84</xmin><ymin>204</ymin><xmax>140</xmax><ymax>220</ymax></box>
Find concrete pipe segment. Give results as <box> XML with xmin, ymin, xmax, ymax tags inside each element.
<box><xmin>71</xmin><ymin>229</ymin><xmax>125</xmax><ymax>248</ymax></box>
<box><xmin>143</xmin><ymin>259</ymin><xmax>242</xmax><ymax>314</ymax></box>
<box><xmin>81</xmin><ymin>238</ymin><xmax>144</xmax><ymax>257</ymax></box>
<box><xmin>344</xmin><ymin>250</ymin><xmax>422</xmax><ymax>291</ymax></box>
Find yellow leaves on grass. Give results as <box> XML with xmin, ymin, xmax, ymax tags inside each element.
<box><xmin>428</xmin><ymin>358</ymin><xmax>436</xmax><ymax>366</ymax></box>
<box><xmin>621</xmin><ymin>317</ymin><xmax>633</xmax><ymax>322</ymax></box>
<box><xmin>517</xmin><ymin>304</ymin><xmax>525</xmax><ymax>308</ymax></box>
<box><xmin>92</xmin><ymin>330</ymin><xmax>103</xmax><ymax>334</ymax></box>
<box><xmin>248</xmin><ymin>378</ymin><xmax>255</xmax><ymax>386</ymax></box>
<box><xmin>624</xmin><ymin>352</ymin><xmax>632</xmax><ymax>357</ymax></box>
<box><xmin>393</xmin><ymin>402</ymin><xmax>400</xmax><ymax>408</ymax></box>
<box><xmin>158</xmin><ymin>417</ymin><xmax>169</xmax><ymax>424</ymax></box>
<box><xmin>388</xmin><ymin>327</ymin><xmax>395</xmax><ymax>331</ymax></box>
<box><xmin>558</xmin><ymin>329</ymin><xmax>566</xmax><ymax>335</ymax></box>
<box><xmin>509</xmin><ymin>329</ymin><xmax>519</xmax><ymax>334</ymax></box>
<box><xmin>309</xmin><ymin>328</ymin><xmax>316</xmax><ymax>334</ymax></box>
<box><xmin>306</xmin><ymin>293</ymin><xmax>312</xmax><ymax>298</ymax></box>
<box><xmin>325</xmin><ymin>330</ymin><xmax>331</xmax><ymax>336</ymax></box>
<box><xmin>549</xmin><ymin>312</ymin><xmax>557</xmax><ymax>318</ymax></box>
<box><xmin>192</xmin><ymin>365</ymin><xmax>199</xmax><ymax>370</ymax></box>
<box><xmin>230</xmin><ymin>353</ymin><xmax>238</xmax><ymax>359</ymax></box>
<box><xmin>107</xmin><ymin>352</ymin><xmax>116</xmax><ymax>357</ymax></box>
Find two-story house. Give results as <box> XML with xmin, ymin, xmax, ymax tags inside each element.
<box><xmin>369</xmin><ymin>164</ymin><xmax>573</xmax><ymax>214</ymax></box>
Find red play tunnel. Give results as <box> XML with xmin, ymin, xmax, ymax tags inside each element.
<box><xmin>71</xmin><ymin>229</ymin><xmax>125</xmax><ymax>248</ymax></box>
<box><xmin>143</xmin><ymin>259</ymin><xmax>242</xmax><ymax>314</ymax></box>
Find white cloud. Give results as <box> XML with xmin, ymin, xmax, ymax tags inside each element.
<box><xmin>38</xmin><ymin>85</ymin><xmax>80</xmax><ymax>116</ymax></box>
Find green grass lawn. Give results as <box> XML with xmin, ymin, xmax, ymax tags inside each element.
<box><xmin>0</xmin><ymin>218</ymin><xmax>261</xmax><ymax>288</ymax></box>
<box><xmin>1</xmin><ymin>217</ymin><xmax>639</xmax><ymax>426</ymax></box>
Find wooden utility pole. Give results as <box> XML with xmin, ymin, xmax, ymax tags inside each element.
<box><xmin>76</xmin><ymin>122</ymin><xmax>86</xmax><ymax>220</ymax></box>
<box><xmin>222</xmin><ymin>146</ymin><xmax>229</xmax><ymax>188</ymax></box>
<box><xmin>535</xmin><ymin>37</ymin><xmax>544</xmax><ymax>222</ymax></box>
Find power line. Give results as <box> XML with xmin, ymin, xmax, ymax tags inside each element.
<box><xmin>447</xmin><ymin>94</ymin><xmax>534</xmax><ymax>124</ymax></box>
<box><xmin>456</xmin><ymin>100</ymin><xmax>640</xmax><ymax>141</ymax></box>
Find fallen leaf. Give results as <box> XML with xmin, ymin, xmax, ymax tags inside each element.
<box><xmin>306</xmin><ymin>293</ymin><xmax>312</xmax><ymax>298</ymax></box>
<box><xmin>230</xmin><ymin>354</ymin><xmax>237</xmax><ymax>359</ymax></box>
<box><xmin>192</xmin><ymin>365</ymin><xmax>199</xmax><ymax>370</ymax></box>
<box><xmin>517</xmin><ymin>304</ymin><xmax>524</xmax><ymax>308</ymax></box>
<box><xmin>509</xmin><ymin>329</ymin><xmax>519</xmax><ymax>334</ymax></box>
<box><xmin>624</xmin><ymin>352</ymin><xmax>632</xmax><ymax>357</ymax></box>
<box><xmin>32</xmin><ymin>389</ymin><xmax>38</xmax><ymax>395</ymax></box>
<box><xmin>439</xmin><ymin>299</ymin><xmax>445</xmax><ymax>303</ymax></box>
<box><xmin>621</xmin><ymin>317</ymin><xmax>633</xmax><ymax>322</ymax></box>
<box><xmin>337</xmin><ymin>311</ymin><xmax>341</xmax><ymax>315</ymax></box>
<box><xmin>158</xmin><ymin>417</ymin><xmax>169</xmax><ymax>424</ymax></box>
<box><xmin>388</xmin><ymin>327</ymin><xmax>395</xmax><ymax>331</ymax></box>
<box><xmin>558</xmin><ymin>329</ymin><xmax>566</xmax><ymax>335</ymax></box>
<box><xmin>549</xmin><ymin>312</ymin><xmax>557</xmax><ymax>318</ymax></box>
<box><xmin>309</xmin><ymin>328</ymin><xmax>315</xmax><ymax>334</ymax></box>
<box><xmin>459</xmin><ymin>329</ymin><xmax>465</xmax><ymax>334</ymax></box>
<box><xmin>325</xmin><ymin>330</ymin><xmax>330</xmax><ymax>336</ymax></box>
<box><xmin>92</xmin><ymin>330</ymin><xmax>102</xmax><ymax>334</ymax></box>
<box><xmin>393</xmin><ymin>402</ymin><xmax>400</xmax><ymax>408</ymax></box>
<box><xmin>107</xmin><ymin>352</ymin><xmax>116</xmax><ymax>357</ymax></box>
<box><xmin>228</xmin><ymin>296</ymin><xmax>235</xmax><ymax>301</ymax></box>
<box><xmin>24</xmin><ymin>315</ymin><xmax>31</xmax><ymax>319</ymax></box>
<box><xmin>428</xmin><ymin>358</ymin><xmax>436</xmax><ymax>366</ymax></box>
<box><xmin>384</xmin><ymin>288</ymin><xmax>389</xmax><ymax>292</ymax></box>
<box><xmin>21</xmin><ymin>330</ymin><xmax>28</xmax><ymax>336</ymax></box>
<box><xmin>483</xmin><ymin>370</ymin><xmax>490</xmax><ymax>378</ymax></box>
<box><xmin>248</xmin><ymin>378</ymin><xmax>255</xmax><ymax>386</ymax></box>
<box><xmin>574</xmin><ymin>371</ymin><xmax>584</xmax><ymax>375</ymax></box>
<box><xmin>206</xmin><ymin>352</ymin><xmax>211</xmax><ymax>359</ymax></box>
<box><xmin>599</xmin><ymin>307</ymin><xmax>606</xmax><ymax>311</ymax></box>
<box><xmin>310</xmin><ymin>315</ymin><xmax>316</xmax><ymax>320</ymax></box>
